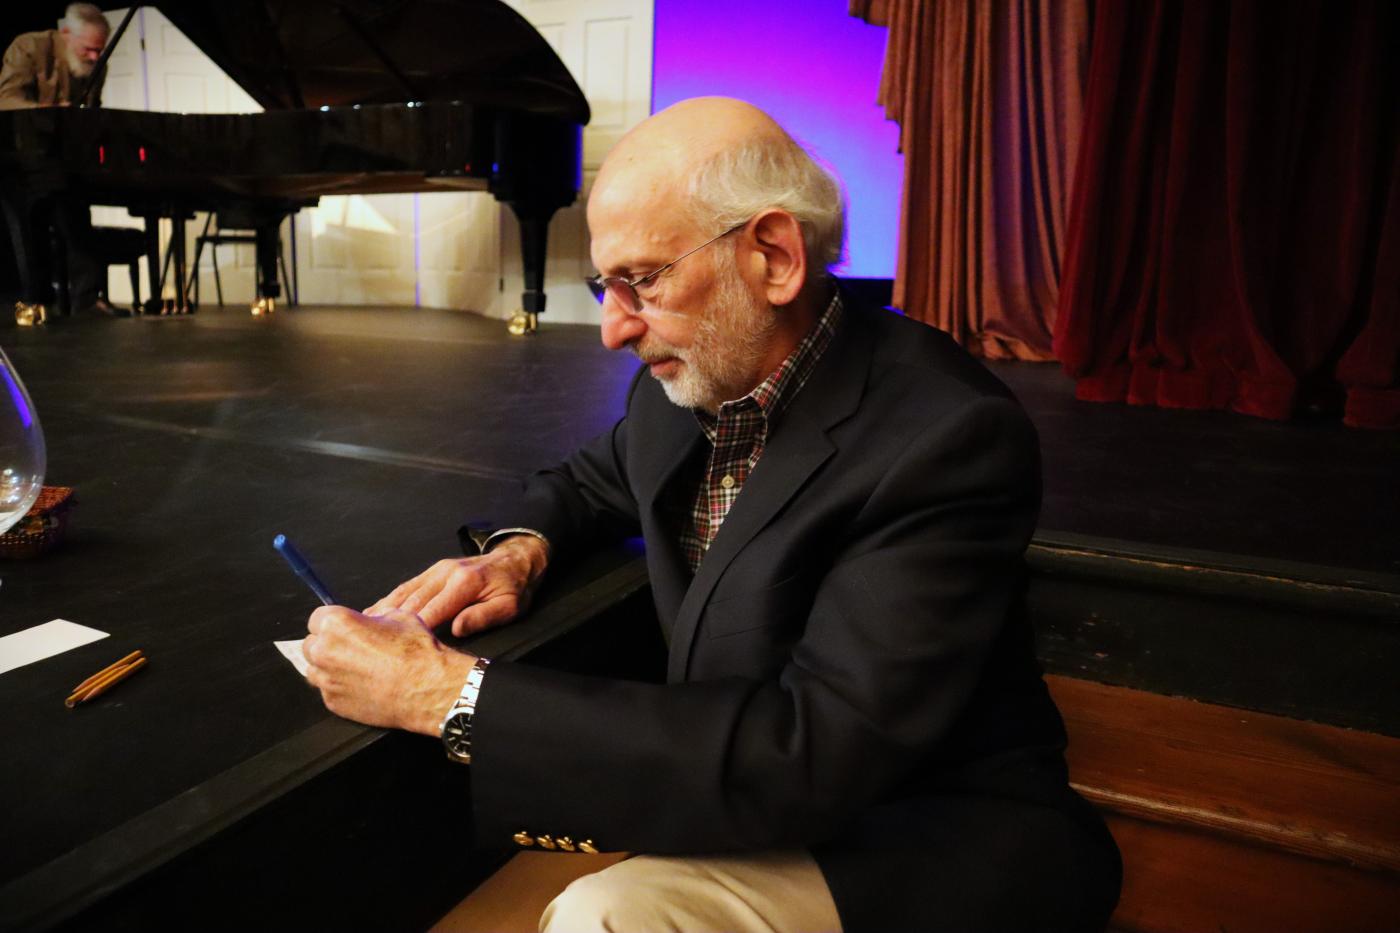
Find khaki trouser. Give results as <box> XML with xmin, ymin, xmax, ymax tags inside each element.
<box><xmin>540</xmin><ymin>850</ymin><xmax>841</xmax><ymax>933</ymax></box>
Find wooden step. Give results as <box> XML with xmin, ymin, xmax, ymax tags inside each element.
<box><xmin>1029</xmin><ymin>533</ymin><xmax>1400</xmax><ymax>736</ymax></box>
<box><xmin>1048</xmin><ymin>675</ymin><xmax>1400</xmax><ymax>932</ymax></box>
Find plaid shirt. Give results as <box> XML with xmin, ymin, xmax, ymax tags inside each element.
<box><xmin>679</xmin><ymin>291</ymin><xmax>843</xmax><ymax>571</ymax></box>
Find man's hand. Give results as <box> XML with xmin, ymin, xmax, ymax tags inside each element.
<box><xmin>366</xmin><ymin>534</ymin><xmax>549</xmax><ymax>637</ymax></box>
<box><xmin>303</xmin><ymin>606</ymin><xmax>477</xmax><ymax>735</ymax></box>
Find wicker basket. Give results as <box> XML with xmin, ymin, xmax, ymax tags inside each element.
<box><xmin>0</xmin><ymin>486</ymin><xmax>75</xmax><ymax>559</ymax></box>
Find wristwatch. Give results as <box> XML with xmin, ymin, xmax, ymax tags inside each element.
<box><xmin>458</xmin><ymin>521</ymin><xmax>550</xmax><ymax>557</ymax></box>
<box><xmin>441</xmin><ymin>657</ymin><xmax>491</xmax><ymax>764</ymax></box>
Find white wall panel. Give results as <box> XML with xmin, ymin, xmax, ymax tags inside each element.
<box><xmin>583</xmin><ymin>20</ymin><xmax>631</xmax><ymax>134</ymax></box>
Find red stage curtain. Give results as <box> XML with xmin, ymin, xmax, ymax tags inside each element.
<box><xmin>1053</xmin><ymin>0</ymin><xmax>1400</xmax><ymax>428</ymax></box>
<box><xmin>850</xmin><ymin>0</ymin><xmax>1091</xmax><ymax>361</ymax></box>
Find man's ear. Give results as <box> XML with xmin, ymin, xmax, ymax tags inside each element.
<box><xmin>746</xmin><ymin>209</ymin><xmax>807</xmax><ymax>307</ymax></box>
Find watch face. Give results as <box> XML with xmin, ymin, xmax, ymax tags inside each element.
<box><xmin>443</xmin><ymin>713</ymin><xmax>471</xmax><ymax>756</ymax></box>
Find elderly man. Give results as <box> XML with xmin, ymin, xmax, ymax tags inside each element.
<box><xmin>303</xmin><ymin>97</ymin><xmax>1122</xmax><ymax>932</ymax></box>
<box><xmin>0</xmin><ymin>3</ymin><xmax>108</xmax><ymax>110</ymax></box>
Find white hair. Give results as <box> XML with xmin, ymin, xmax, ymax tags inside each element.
<box><xmin>61</xmin><ymin>3</ymin><xmax>109</xmax><ymax>33</ymax></box>
<box><xmin>684</xmin><ymin>132</ymin><xmax>846</xmax><ymax>283</ymax></box>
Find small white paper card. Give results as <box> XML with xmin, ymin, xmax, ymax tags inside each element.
<box><xmin>0</xmin><ymin>619</ymin><xmax>109</xmax><ymax>675</ymax></box>
<box><xmin>275</xmin><ymin>638</ymin><xmax>310</xmax><ymax>678</ymax></box>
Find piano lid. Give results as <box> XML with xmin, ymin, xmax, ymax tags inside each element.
<box><xmin>0</xmin><ymin>2</ymin><xmax>589</xmax><ymax>123</ymax></box>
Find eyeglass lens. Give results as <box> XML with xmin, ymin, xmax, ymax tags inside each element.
<box><xmin>596</xmin><ymin>278</ymin><xmax>637</xmax><ymax>309</ymax></box>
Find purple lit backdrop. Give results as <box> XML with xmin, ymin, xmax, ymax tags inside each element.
<box><xmin>652</xmin><ymin>2</ymin><xmax>903</xmax><ymax>279</ymax></box>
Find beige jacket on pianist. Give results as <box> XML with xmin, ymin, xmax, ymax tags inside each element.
<box><xmin>0</xmin><ymin>29</ymin><xmax>104</xmax><ymax>110</ymax></box>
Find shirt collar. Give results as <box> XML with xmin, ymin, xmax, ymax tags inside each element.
<box><xmin>694</xmin><ymin>288</ymin><xmax>844</xmax><ymax>441</ymax></box>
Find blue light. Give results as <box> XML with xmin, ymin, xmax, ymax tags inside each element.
<box><xmin>2</xmin><ymin>365</ymin><xmax>32</xmax><ymax>430</ymax></box>
<box><xmin>653</xmin><ymin>1</ymin><xmax>902</xmax><ymax>279</ymax></box>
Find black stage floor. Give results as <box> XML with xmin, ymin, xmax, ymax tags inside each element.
<box><xmin>4</xmin><ymin>303</ymin><xmax>1395</xmax><ymax>579</ymax></box>
<box><xmin>989</xmin><ymin>361</ymin><xmax>1400</xmax><ymax>577</ymax></box>
<box><xmin>3</xmin><ymin>305</ymin><xmax>638</xmax><ymax>597</ymax></box>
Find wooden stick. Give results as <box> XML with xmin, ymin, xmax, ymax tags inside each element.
<box><xmin>66</xmin><ymin>657</ymin><xmax>148</xmax><ymax>708</ymax></box>
<box><xmin>71</xmin><ymin>649</ymin><xmax>144</xmax><ymax>696</ymax></box>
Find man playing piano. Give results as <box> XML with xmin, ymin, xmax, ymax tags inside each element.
<box><xmin>2</xmin><ymin>3</ymin><xmax>115</xmax><ymax>320</ymax></box>
<box><xmin>302</xmin><ymin>97</ymin><xmax>1122</xmax><ymax>932</ymax></box>
<box><xmin>0</xmin><ymin>3</ymin><xmax>108</xmax><ymax>110</ymax></box>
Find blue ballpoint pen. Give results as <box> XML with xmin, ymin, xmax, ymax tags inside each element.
<box><xmin>273</xmin><ymin>534</ymin><xmax>339</xmax><ymax>606</ymax></box>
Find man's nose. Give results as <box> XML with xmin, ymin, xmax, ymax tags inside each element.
<box><xmin>599</xmin><ymin>300</ymin><xmax>646</xmax><ymax>350</ymax></box>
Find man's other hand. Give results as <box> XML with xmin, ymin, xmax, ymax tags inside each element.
<box><xmin>303</xmin><ymin>606</ymin><xmax>476</xmax><ymax>735</ymax></box>
<box><xmin>366</xmin><ymin>534</ymin><xmax>549</xmax><ymax>637</ymax></box>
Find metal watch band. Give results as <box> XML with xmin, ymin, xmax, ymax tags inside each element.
<box><xmin>482</xmin><ymin>528</ymin><xmax>551</xmax><ymax>556</ymax></box>
<box><xmin>457</xmin><ymin>523</ymin><xmax>551</xmax><ymax>557</ymax></box>
<box><xmin>440</xmin><ymin>657</ymin><xmax>491</xmax><ymax>765</ymax></box>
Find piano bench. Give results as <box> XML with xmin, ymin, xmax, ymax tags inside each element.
<box><xmin>90</xmin><ymin>226</ymin><xmax>148</xmax><ymax>313</ymax></box>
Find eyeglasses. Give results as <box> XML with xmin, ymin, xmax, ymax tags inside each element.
<box><xmin>589</xmin><ymin>220</ymin><xmax>749</xmax><ymax>313</ymax></box>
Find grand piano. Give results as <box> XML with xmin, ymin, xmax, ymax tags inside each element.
<box><xmin>0</xmin><ymin>0</ymin><xmax>589</xmax><ymax>331</ymax></box>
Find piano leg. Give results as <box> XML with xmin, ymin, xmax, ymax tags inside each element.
<box><xmin>8</xmin><ymin>197</ymin><xmax>100</xmax><ymax>321</ymax></box>
<box><xmin>142</xmin><ymin>218</ymin><xmax>163</xmax><ymax>316</ymax></box>
<box><xmin>489</xmin><ymin>111</ymin><xmax>581</xmax><ymax>335</ymax></box>
<box><xmin>3</xmin><ymin>192</ymin><xmax>51</xmax><ymax>324</ymax></box>
<box><xmin>51</xmin><ymin>200</ymin><xmax>103</xmax><ymax>316</ymax></box>
<box><xmin>506</xmin><ymin>206</ymin><xmax>560</xmax><ymax>336</ymax></box>
<box><xmin>252</xmin><ymin>217</ymin><xmax>282</xmax><ymax>316</ymax></box>
<box><xmin>146</xmin><ymin>210</ymin><xmax>196</xmax><ymax>315</ymax></box>
<box><xmin>171</xmin><ymin>214</ymin><xmax>190</xmax><ymax>314</ymax></box>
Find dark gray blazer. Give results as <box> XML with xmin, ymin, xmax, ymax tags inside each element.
<box><xmin>471</xmin><ymin>297</ymin><xmax>1121</xmax><ymax>932</ymax></box>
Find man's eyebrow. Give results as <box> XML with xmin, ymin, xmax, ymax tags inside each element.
<box><xmin>594</xmin><ymin>260</ymin><xmax>642</xmax><ymax>279</ymax></box>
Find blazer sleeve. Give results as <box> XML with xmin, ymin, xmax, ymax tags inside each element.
<box><xmin>0</xmin><ymin>38</ymin><xmax>40</xmax><ymax>110</ymax></box>
<box><xmin>469</xmin><ymin>393</ymin><xmax>1043</xmax><ymax>855</ymax></box>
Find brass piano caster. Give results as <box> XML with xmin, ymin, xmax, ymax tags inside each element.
<box><xmin>251</xmin><ymin>297</ymin><xmax>277</xmax><ymax>316</ymax></box>
<box><xmin>14</xmin><ymin>302</ymin><xmax>47</xmax><ymax>326</ymax></box>
<box><xmin>507</xmin><ymin>310</ymin><xmax>537</xmax><ymax>336</ymax></box>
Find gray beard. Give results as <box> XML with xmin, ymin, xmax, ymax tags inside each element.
<box><xmin>638</xmin><ymin>249</ymin><xmax>777</xmax><ymax>414</ymax></box>
<box><xmin>65</xmin><ymin>51</ymin><xmax>94</xmax><ymax>79</ymax></box>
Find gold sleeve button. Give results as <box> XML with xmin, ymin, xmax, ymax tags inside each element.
<box><xmin>512</xmin><ymin>831</ymin><xmax>535</xmax><ymax>847</ymax></box>
<box><xmin>557</xmin><ymin>836</ymin><xmax>577</xmax><ymax>852</ymax></box>
<box><xmin>578</xmin><ymin>840</ymin><xmax>600</xmax><ymax>855</ymax></box>
<box><xmin>536</xmin><ymin>834</ymin><xmax>557</xmax><ymax>850</ymax></box>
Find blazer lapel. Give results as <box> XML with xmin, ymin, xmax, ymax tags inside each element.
<box><xmin>631</xmin><ymin>382</ymin><xmax>708</xmax><ymax>636</ymax></box>
<box><xmin>665</xmin><ymin>306</ymin><xmax>874</xmax><ymax>682</ymax></box>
